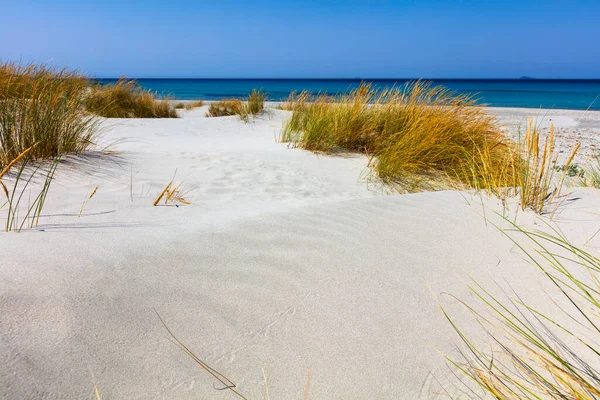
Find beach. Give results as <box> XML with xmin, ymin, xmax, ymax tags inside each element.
<box><xmin>1</xmin><ymin>104</ymin><xmax>600</xmax><ymax>398</ymax></box>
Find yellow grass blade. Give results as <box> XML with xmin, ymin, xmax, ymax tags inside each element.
<box><xmin>0</xmin><ymin>146</ymin><xmax>34</xmax><ymax>179</ymax></box>
<box><xmin>78</xmin><ymin>186</ymin><xmax>98</xmax><ymax>217</ymax></box>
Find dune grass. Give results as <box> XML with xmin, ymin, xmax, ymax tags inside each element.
<box><xmin>516</xmin><ymin>119</ymin><xmax>579</xmax><ymax>213</ymax></box>
<box><xmin>185</xmin><ymin>100</ymin><xmax>204</xmax><ymax>110</ymax></box>
<box><xmin>0</xmin><ymin>62</ymin><xmax>102</xmax><ymax>231</ymax></box>
<box><xmin>281</xmin><ymin>82</ymin><xmax>586</xmax><ymax>212</ymax></box>
<box><xmin>85</xmin><ymin>79</ymin><xmax>178</xmax><ymax>118</ymax></box>
<box><xmin>282</xmin><ymin>81</ymin><xmax>519</xmax><ymax>193</ymax></box>
<box><xmin>580</xmin><ymin>156</ymin><xmax>600</xmax><ymax>188</ymax></box>
<box><xmin>245</xmin><ymin>89</ymin><xmax>266</xmax><ymax>116</ymax></box>
<box><xmin>206</xmin><ymin>99</ymin><xmax>244</xmax><ymax>117</ymax></box>
<box><xmin>0</xmin><ymin>147</ymin><xmax>61</xmax><ymax>232</ymax></box>
<box><xmin>78</xmin><ymin>186</ymin><xmax>98</xmax><ymax>217</ymax></box>
<box><xmin>206</xmin><ymin>90</ymin><xmax>266</xmax><ymax>120</ymax></box>
<box><xmin>0</xmin><ymin>62</ymin><xmax>99</xmax><ymax>168</ymax></box>
<box><xmin>279</xmin><ymin>90</ymin><xmax>310</xmax><ymax>111</ymax></box>
<box><xmin>443</xmin><ymin>221</ymin><xmax>600</xmax><ymax>399</ymax></box>
<box><xmin>176</xmin><ymin>101</ymin><xmax>204</xmax><ymax>110</ymax></box>
<box><xmin>153</xmin><ymin>173</ymin><xmax>191</xmax><ymax>206</ymax></box>
<box><xmin>0</xmin><ymin>61</ymin><xmax>89</xmax><ymax>100</ymax></box>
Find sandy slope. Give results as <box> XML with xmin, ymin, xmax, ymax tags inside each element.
<box><xmin>1</xmin><ymin>106</ymin><xmax>599</xmax><ymax>399</ymax></box>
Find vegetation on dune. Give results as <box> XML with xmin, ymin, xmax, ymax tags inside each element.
<box><xmin>245</xmin><ymin>89</ymin><xmax>266</xmax><ymax>116</ymax></box>
<box><xmin>84</xmin><ymin>79</ymin><xmax>178</xmax><ymax>118</ymax></box>
<box><xmin>516</xmin><ymin>120</ymin><xmax>579</xmax><ymax>213</ymax></box>
<box><xmin>281</xmin><ymin>82</ymin><xmax>585</xmax><ymax>212</ymax></box>
<box><xmin>580</xmin><ymin>156</ymin><xmax>600</xmax><ymax>188</ymax></box>
<box><xmin>206</xmin><ymin>99</ymin><xmax>244</xmax><ymax>117</ymax></box>
<box><xmin>0</xmin><ymin>61</ymin><xmax>89</xmax><ymax>100</ymax></box>
<box><xmin>279</xmin><ymin>90</ymin><xmax>311</xmax><ymax>111</ymax></box>
<box><xmin>0</xmin><ymin>147</ymin><xmax>61</xmax><ymax>232</ymax></box>
<box><xmin>0</xmin><ymin>62</ymin><xmax>100</xmax><ymax>231</ymax></box>
<box><xmin>282</xmin><ymin>81</ymin><xmax>519</xmax><ymax>193</ymax></box>
<box><xmin>185</xmin><ymin>100</ymin><xmax>204</xmax><ymax>110</ymax></box>
<box><xmin>175</xmin><ymin>100</ymin><xmax>204</xmax><ymax>110</ymax></box>
<box><xmin>206</xmin><ymin>89</ymin><xmax>266</xmax><ymax>120</ymax></box>
<box><xmin>443</xmin><ymin>222</ymin><xmax>600</xmax><ymax>399</ymax></box>
<box><xmin>0</xmin><ymin>62</ymin><xmax>99</xmax><ymax>169</ymax></box>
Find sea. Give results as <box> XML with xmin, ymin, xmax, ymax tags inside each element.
<box><xmin>96</xmin><ymin>79</ymin><xmax>600</xmax><ymax>111</ymax></box>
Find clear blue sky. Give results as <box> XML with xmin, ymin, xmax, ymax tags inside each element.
<box><xmin>2</xmin><ymin>0</ymin><xmax>599</xmax><ymax>78</ymax></box>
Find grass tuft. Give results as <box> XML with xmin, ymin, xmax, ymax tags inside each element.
<box><xmin>580</xmin><ymin>156</ymin><xmax>600</xmax><ymax>188</ymax></box>
<box><xmin>282</xmin><ymin>81</ymin><xmax>518</xmax><ymax>193</ymax></box>
<box><xmin>206</xmin><ymin>90</ymin><xmax>266</xmax><ymax>121</ymax></box>
<box><xmin>185</xmin><ymin>100</ymin><xmax>204</xmax><ymax>110</ymax></box>
<box><xmin>206</xmin><ymin>99</ymin><xmax>244</xmax><ymax>117</ymax></box>
<box><xmin>443</xmin><ymin>220</ymin><xmax>600</xmax><ymax>399</ymax></box>
<box><xmin>153</xmin><ymin>176</ymin><xmax>190</xmax><ymax>206</ymax></box>
<box><xmin>0</xmin><ymin>147</ymin><xmax>60</xmax><ymax>232</ymax></box>
<box><xmin>516</xmin><ymin>120</ymin><xmax>579</xmax><ymax>213</ymax></box>
<box><xmin>84</xmin><ymin>79</ymin><xmax>178</xmax><ymax>118</ymax></box>
<box><xmin>245</xmin><ymin>89</ymin><xmax>266</xmax><ymax>116</ymax></box>
<box><xmin>279</xmin><ymin>90</ymin><xmax>310</xmax><ymax>111</ymax></box>
<box><xmin>0</xmin><ymin>62</ymin><xmax>99</xmax><ymax>168</ymax></box>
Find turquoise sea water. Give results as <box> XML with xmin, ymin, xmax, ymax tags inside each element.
<box><xmin>97</xmin><ymin>79</ymin><xmax>600</xmax><ymax>110</ymax></box>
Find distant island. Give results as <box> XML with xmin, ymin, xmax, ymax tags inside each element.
<box><xmin>519</xmin><ymin>76</ymin><xmax>537</xmax><ymax>80</ymax></box>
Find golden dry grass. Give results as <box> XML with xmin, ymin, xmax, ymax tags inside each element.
<box><xmin>206</xmin><ymin>99</ymin><xmax>244</xmax><ymax>117</ymax></box>
<box><xmin>185</xmin><ymin>100</ymin><xmax>204</xmax><ymax>110</ymax></box>
<box><xmin>282</xmin><ymin>81</ymin><xmax>518</xmax><ymax>193</ymax></box>
<box><xmin>78</xmin><ymin>186</ymin><xmax>98</xmax><ymax>217</ymax></box>
<box><xmin>580</xmin><ymin>156</ymin><xmax>600</xmax><ymax>188</ymax></box>
<box><xmin>0</xmin><ymin>62</ymin><xmax>99</xmax><ymax>168</ymax></box>
<box><xmin>85</xmin><ymin>79</ymin><xmax>178</xmax><ymax>118</ymax></box>
<box><xmin>279</xmin><ymin>90</ymin><xmax>310</xmax><ymax>111</ymax></box>
<box><xmin>206</xmin><ymin>90</ymin><xmax>265</xmax><ymax>120</ymax></box>
<box><xmin>245</xmin><ymin>89</ymin><xmax>266</xmax><ymax>116</ymax></box>
<box><xmin>443</xmin><ymin>222</ymin><xmax>600</xmax><ymax>399</ymax></box>
<box><xmin>153</xmin><ymin>181</ymin><xmax>190</xmax><ymax>206</ymax></box>
<box><xmin>0</xmin><ymin>61</ymin><xmax>89</xmax><ymax>100</ymax></box>
<box><xmin>516</xmin><ymin>119</ymin><xmax>579</xmax><ymax>213</ymax></box>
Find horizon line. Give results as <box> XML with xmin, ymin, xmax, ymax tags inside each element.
<box><xmin>93</xmin><ymin>77</ymin><xmax>600</xmax><ymax>81</ymax></box>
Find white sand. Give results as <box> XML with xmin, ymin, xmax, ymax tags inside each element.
<box><xmin>1</xmin><ymin>106</ymin><xmax>600</xmax><ymax>399</ymax></box>
<box><xmin>491</xmin><ymin>107</ymin><xmax>600</xmax><ymax>163</ymax></box>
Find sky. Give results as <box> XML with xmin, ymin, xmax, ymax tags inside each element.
<box><xmin>1</xmin><ymin>0</ymin><xmax>599</xmax><ymax>79</ymax></box>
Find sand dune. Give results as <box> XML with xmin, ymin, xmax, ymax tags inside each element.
<box><xmin>1</xmin><ymin>106</ymin><xmax>599</xmax><ymax>398</ymax></box>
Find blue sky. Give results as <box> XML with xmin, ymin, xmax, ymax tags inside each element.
<box><xmin>2</xmin><ymin>0</ymin><xmax>599</xmax><ymax>78</ymax></box>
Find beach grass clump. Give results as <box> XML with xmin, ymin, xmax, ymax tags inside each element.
<box><xmin>516</xmin><ymin>120</ymin><xmax>579</xmax><ymax>213</ymax></box>
<box><xmin>245</xmin><ymin>89</ymin><xmax>266</xmax><ymax>115</ymax></box>
<box><xmin>443</xmin><ymin>222</ymin><xmax>600</xmax><ymax>399</ymax></box>
<box><xmin>282</xmin><ymin>81</ymin><xmax>518</xmax><ymax>192</ymax></box>
<box><xmin>580</xmin><ymin>156</ymin><xmax>600</xmax><ymax>188</ymax></box>
<box><xmin>84</xmin><ymin>79</ymin><xmax>178</xmax><ymax>118</ymax></box>
<box><xmin>206</xmin><ymin>99</ymin><xmax>244</xmax><ymax>117</ymax></box>
<box><xmin>237</xmin><ymin>89</ymin><xmax>267</xmax><ymax>122</ymax></box>
<box><xmin>0</xmin><ymin>62</ymin><xmax>99</xmax><ymax>169</ymax></box>
<box><xmin>153</xmin><ymin>176</ymin><xmax>191</xmax><ymax>206</ymax></box>
<box><xmin>206</xmin><ymin>90</ymin><xmax>265</xmax><ymax>120</ymax></box>
<box><xmin>0</xmin><ymin>147</ymin><xmax>61</xmax><ymax>232</ymax></box>
<box><xmin>279</xmin><ymin>90</ymin><xmax>311</xmax><ymax>111</ymax></box>
<box><xmin>0</xmin><ymin>61</ymin><xmax>89</xmax><ymax>100</ymax></box>
<box><xmin>185</xmin><ymin>100</ymin><xmax>204</xmax><ymax>110</ymax></box>
<box><xmin>175</xmin><ymin>102</ymin><xmax>186</xmax><ymax>109</ymax></box>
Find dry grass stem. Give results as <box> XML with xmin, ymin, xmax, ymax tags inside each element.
<box><xmin>78</xmin><ymin>186</ymin><xmax>98</xmax><ymax>217</ymax></box>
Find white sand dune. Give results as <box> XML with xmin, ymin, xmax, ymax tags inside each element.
<box><xmin>1</xmin><ymin>106</ymin><xmax>599</xmax><ymax>399</ymax></box>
